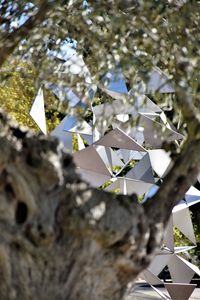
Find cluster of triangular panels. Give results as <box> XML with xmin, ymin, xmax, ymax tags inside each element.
<box><xmin>29</xmin><ymin>60</ymin><xmax>200</xmax><ymax>300</ymax></box>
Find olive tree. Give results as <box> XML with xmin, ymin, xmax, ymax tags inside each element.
<box><xmin>0</xmin><ymin>1</ymin><xmax>199</xmax><ymax>299</ymax></box>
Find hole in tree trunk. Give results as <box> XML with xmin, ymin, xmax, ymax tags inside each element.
<box><xmin>5</xmin><ymin>183</ymin><xmax>15</xmax><ymax>198</ymax></box>
<box><xmin>15</xmin><ymin>202</ymin><xmax>28</xmax><ymax>224</ymax></box>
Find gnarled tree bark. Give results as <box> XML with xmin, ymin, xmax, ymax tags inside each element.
<box><xmin>0</xmin><ymin>108</ymin><xmax>200</xmax><ymax>300</ymax></box>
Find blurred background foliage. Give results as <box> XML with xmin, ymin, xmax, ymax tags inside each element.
<box><xmin>0</xmin><ymin>61</ymin><xmax>65</xmax><ymax>132</ymax></box>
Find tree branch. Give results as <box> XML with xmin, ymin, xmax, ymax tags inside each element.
<box><xmin>144</xmin><ymin>92</ymin><xmax>200</xmax><ymax>225</ymax></box>
<box><xmin>0</xmin><ymin>0</ymin><xmax>54</xmax><ymax>68</ymax></box>
<box><xmin>175</xmin><ymin>89</ymin><xmax>200</xmax><ymax>138</ymax></box>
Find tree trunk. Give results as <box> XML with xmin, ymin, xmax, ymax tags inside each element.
<box><xmin>1</xmin><ymin>109</ymin><xmax>200</xmax><ymax>300</ymax></box>
<box><xmin>0</xmin><ymin>111</ymin><xmax>166</xmax><ymax>300</ymax></box>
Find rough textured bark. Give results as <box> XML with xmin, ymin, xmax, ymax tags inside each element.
<box><xmin>0</xmin><ymin>109</ymin><xmax>200</xmax><ymax>300</ymax></box>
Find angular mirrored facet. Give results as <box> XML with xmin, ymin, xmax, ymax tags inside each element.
<box><xmin>100</xmin><ymin>69</ymin><xmax>128</xmax><ymax>99</ymax></box>
<box><xmin>148</xmin><ymin>254</ymin><xmax>171</xmax><ymax>276</ymax></box>
<box><xmin>77</xmin><ymin>169</ymin><xmax>110</xmax><ymax>187</ymax></box>
<box><xmin>30</xmin><ymin>88</ymin><xmax>47</xmax><ymax>135</ymax></box>
<box><xmin>51</xmin><ymin>116</ymin><xmax>73</xmax><ymax>151</ymax></box>
<box><xmin>168</xmin><ymin>254</ymin><xmax>195</xmax><ymax>283</ymax></box>
<box><xmin>173</xmin><ymin>208</ymin><xmax>196</xmax><ymax>245</ymax></box>
<box><xmin>73</xmin><ymin>146</ymin><xmax>111</xmax><ymax>176</ymax></box>
<box><xmin>95</xmin><ymin>128</ymin><xmax>146</xmax><ymax>151</ymax></box>
<box><xmin>146</xmin><ymin>67</ymin><xmax>174</xmax><ymax>94</ymax></box>
<box><xmin>164</xmin><ymin>283</ymin><xmax>196</xmax><ymax>300</ymax></box>
<box><xmin>148</xmin><ymin>149</ymin><xmax>172</xmax><ymax>178</ymax></box>
<box><xmin>45</xmin><ymin>82</ymin><xmax>80</xmax><ymax>105</ymax></box>
<box><xmin>125</xmin><ymin>153</ymin><xmax>155</xmax><ymax>183</ymax></box>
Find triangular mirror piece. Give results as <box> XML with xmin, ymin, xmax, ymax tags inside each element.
<box><xmin>95</xmin><ymin>128</ymin><xmax>146</xmax><ymax>151</ymax></box>
<box><xmin>30</xmin><ymin>88</ymin><xmax>47</xmax><ymax>135</ymax></box>
<box><xmin>73</xmin><ymin>146</ymin><xmax>111</xmax><ymax>176</ymax></box>
<box><xmin>164</xmin><ymin>283</ymin><xmax>196</xmax><ymax>300</ymax></box>
<box><xmin>173</xmin><ymin>208</ymin><xmax>196</xmax><ymax>245</ymax></box>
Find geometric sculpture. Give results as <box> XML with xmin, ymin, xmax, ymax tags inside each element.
<box><xmin>167</xmin><ymin>255</ymin><xmax>199</xmax><ymax>284</ymax></box>
<box><xmin>148</xmin><ymin>149</ymin><xmax>172</xmax><ymax>178</ymax></box>
<box><xmin>125</xmin><ymin>153</ymin><xmax>155</xmax><ymax>184</ymax></box>
<box><xmin>94</xmin><ymin>128</ymin><xmax>147</xmax><ymax>151</ymax></box>
<box><xmin>63</xmin><ymin>116</ymin><xmax>92</xmax><ymax>136</ymax></box>
<box><xmin>30</xmin><ymin>87</ymin><xmax>47</xmax><ymax>135</ymax></box>
<box><xmin>105</xmin><ymin>177</ymin><xmax>153</xmax><ymax>196</ymax></box>
<box><xmin>145</xmin><ymin>67</ymin><xmax>174</xmax><ymax>94</ymax></box>
<box><xmin>173</xmin><ymin>208</ymin><xmax>196</xmax><ymax>245</ymax></box>
<box><xmin>99</xmin><ymin>69</ymin><xmax>128</xmax><ymax>100</ymax></box>
<box><xmin>44</xmin><ymin>82</ymin><xmax>82</xmax><ymax>108</ymax></box>
<box><xmin>73</xmin><ymin>146</ymin><xmax>112</xmax><ymax>177</ymax></box>
<box><xmin>140</xmin><ymin>114</ymin><xmax>183</xmax><ymax>148</ymax></box>
<box><xmin>164</xmin><ymin>283</ymin><xmax>196</xmax><ymax>300</ymax></box>
<box><xmin>142</xmin><ymin>183</ymin><xmax>200</xmax><ymax>299</ymax></box>
<box><xmin>56</xmin><ymin>52</ymin><xmax>92</xmax><ymax>84</ymax></box>
<box><xmin>143</xmin><ymin>269</ymin><xmax>163</xmax><ymax>286</ymax></box>
<box><xmin>184</xmin><ymin>186</ymin><xmax>200</xmax><ymax>206</ymax></box>
<box><xmin>129</xmin><ymin>94</ymin><xmax>163</xmax><ymax>115</ymax></box>
<box><xmin>51</xmin><ymin>116</ymin><xmax>72</xmax><ymax>152</ymax></box>
<box><xmin>29</xmin><ymin>62</ymin><xmax>200</xmax><ymax>299</ymax></box>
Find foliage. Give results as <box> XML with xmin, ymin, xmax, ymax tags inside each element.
<box><xmin>1</xmin><ymin>1</ymin><xmax>199</xmax><ymax>101</ymax></box>
<box><xmin>0</xmin><ymin>1</ymin><xmax>199</xmax><ymax>133</ymax></box>
<box><xmin>174</xmin><ymin>213</ymin><xmax>200</xmax><ymax>266</ymax></box>
<box><xmin>0</xmin><ymin>61</ymin><xmax>66</xmax><ymax>132</ymax></box>
<box><xmin>0</xmin><ymin>62</ymin><xmax>37</xmax><ymax>129</ymax></box>
<box><xmin>0</xmin><ymin>0</ymin><xmax>200</xmax><ymax>291</ymax></box>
